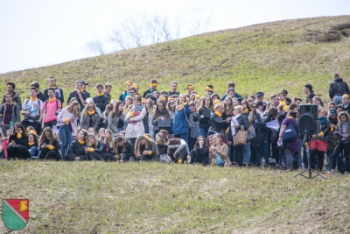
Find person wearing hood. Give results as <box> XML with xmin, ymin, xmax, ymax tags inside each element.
<box><xmin>329</xmin><ymin>73</ymin><xmax>350</xmax><ymax>105</ymax></box>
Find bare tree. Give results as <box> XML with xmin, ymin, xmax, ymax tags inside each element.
<box><xmin>86</xmin><ymin>39</ymin><xmax>105</xmax><ymax>55</ymax></box>
<box><xmin>191</xmin><ymin>3</ymin><xmax>213</xmax><ymax>35</ymax></box>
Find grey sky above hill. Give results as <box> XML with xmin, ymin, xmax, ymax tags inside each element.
<box><xmin>0</xmin><ymin>0</ymin><xmax>349</xmax><ymax>74</ymax></box>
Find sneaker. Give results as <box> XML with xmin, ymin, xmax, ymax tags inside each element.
<box><xmin>345</xmin><ymin>171</ymin><xmax>349</xmax><ymax>175</ymax></box>
<box><xmin>330</xmin><ymin>169</ymin><xmax>335</xmax><ymax>174</ymax></box>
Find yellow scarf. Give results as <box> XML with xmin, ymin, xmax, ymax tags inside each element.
<box><xmin>30</xmin><ymin>97</ymin><xmax>37</xmax><ymax>101</ymax></box>
<box><xmin>78</xmin><ymin>139</ymin><xmax>85</xmax><ymax>144</ymax></box>
<box><xmin>52</xmin><ymin>86</ymin><xmax>57</xmax><ymax>89</ymax></box>
<box><xmin>97</xmin><ymin>92</ymin><xmax>104</xmax><ymax>97</ymax></box>
<box><xmin>17</xmin><ymin>133</ymin><xmax>22</xmax><ymax>138</ymax></box>
<box><xmin>215</xmin><ymin>111</ymin><xmax>222</xmax><ymax>117</ymax></box>
<box><xmin>28</xmin><ymin>142</ymin><xmax>35</xmax><ymax>146</ymax></box>
<box><xmin>176</xmin><ymin>104</ymin><xmax>184</xmax><ymax>111</ymax></box>
<box><xmin>280</xmin><ymin>100</ymin><xmax>286</xmax><ymax>108</ymax></box>
<box><xmin>243</xmin><ymin>108</ymin><xmax>249</xmax><ymax>114</ymax></box>
<box><xmin>49</xmin><ymin>97</ymin><xmax>56</xmax><ymax>102</ymax></box>
<box><xmin>80</xmin><ymin>89</ymin><xmax>85</xmax><ymax>92</ymax></box>
<box><xmin>87</xmin><ymin>110</ymin><xmax>96</xmax><ymax>115</ymax></box>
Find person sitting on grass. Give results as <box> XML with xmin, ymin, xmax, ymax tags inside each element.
<box><xmin>85</xmin><ymin>134</ymin><xmax>116</xmax><ymax>161</ymax></box>
<box><xmin>114</xmin><ymin>136</ymin><xmax>134</xmax><ymax>162</ymax></box>
<box><xmin>98</xmin><ymin>128</ymin><xmax>106</xmax><ymax>142</ymax></box>
<box><xmin>209</xmin><ymin>134</ymin><xmax>231</xmax><ymax>167</ymax></box>
<box><xmin>27</xmin><ymin>133</ymin><xmax>40</xmax><ymax>158</ymax></box>
<box><xmin>134</xmin><ymin>134</ymin><xmax>157</xmax><ymax>162</ymax></box>
<box><xmin>167</xmin><ymin>138</ymin><xmax>190</xmax><ymax>163</ymax></box>
<box><xmin>64</xmin><ymin>130</ymin><xmax>89</xmax><ymax>161</ymax></box>
<box><xmin>7</xmin><ymin>123</ymin><xmax>31</xmax><ymax>160</ymax></box>
<box><xmin>188</xmin><ymin>135</ymin><xmax>209</xmax><ymax>166</ymax></box>
<box><xmin>104</xmin><ymin>129</ymin><xmax>114</xmax><ymax>153</ymax></box>
<box><xmin>39</xmin><ymin>127</ymin><xmax>61</xmax><ymax>160</ymax></box>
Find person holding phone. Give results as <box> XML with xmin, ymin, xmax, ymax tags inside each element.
<box><xmin>7</xmin><ymin>122</ymin><xmax>31</xmax><ymax>159</ymax></box>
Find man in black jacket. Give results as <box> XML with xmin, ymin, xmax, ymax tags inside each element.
<box><xmin>143</xmin><ymin>79</ymin><xmax>158</xmax><ymax>98</ymax></box>
<box><xmin>67</xmin><ymin>81</ymin><xmax>88</xmax><ymax>109</ymax></box>
<box><xmin>329</xmin><ymin>73</ymin><xmax>350</xmax><ymax>105</ymax></box>
<box><xmin>1</xmin><ymin>82</ymin><xmax>22</xmax><ymax>110</ymax></box>
<box><xmin>44</xmin><ymin>76</ymin><xmax>64</xmax><ymax>104</ymax></box>
<box><xmin>93</xmin><ymin>83</ymin><xmax>108</xmax><ymax>113</ymax></box>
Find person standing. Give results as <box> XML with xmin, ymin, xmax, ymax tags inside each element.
<box><xmin>303</xmin><ymin>84</ymin><xmax>314</xmax><ymax>104</ymax></box>
<box><xmin>42</xmin><ymin>88</ymin><xmax>62</xmax><ymax>129</ymax></box>
<box><xmin>67</xmin><ymin>81</ymin><xmax>88</xmax><ymax>109</ymax></box>
<box><xmin>80</xmin><ymin>80</ymin><xmax>90</xmax><ymax>98</ymax></box>
<box><xmin>329</xmin><ymin>73</ymin><xmax>350</xmax><ymax>105</ymax></box>
<box><xmin>1</xmin><ymin>82</ymin><xmax>22</xmax><ymax>109</ymax></box>
<box><xmin>44</xmin><ymin>76</ymin><xmax>64</xmax><ymax>104</ymax></box>
<box><xmin>168</xmin><ymin>81</ymin><xmax>180</xmax><ymax>96</ymax></box>
<box><xmin>342</xmin><ymin>94</ymin><xmax>350</xmax><ymax>115</ymax></box>
<box><xmin>0</xmin><ymin>93</ymin><xmax>20</xmax><ymax>136</ymax></box>
<box><xmin>104</xmin><ymin>83</ymin><xmax>112</xmax><ymax>104</ymax></box>
<box><xmin>143</xmin><ymin>79</ymin><xmax>158</xmax><ymax>98</ymax></box>
<box><xmin>119</xmin><ymin>81</ymin><xmax>133</xmax><ymax>101</ymax></box>
<box><xmin>172</xmin><ymin>94</ymin><xmax>191</xmax><ymax>144</ymax></box>
<box><xmin>30</xmin><ymin>81</ymin><xmax>47</xmax><ymax>102</ymax></box>
<box><xmin>21</xmin><ymin>88</ymin><xmax>44</xmax><ymax>135</ymax></box>
<box><xmin>93</xmin><ymin>83</ymin><xmax>109</xmax><ymax>113</ymax></box>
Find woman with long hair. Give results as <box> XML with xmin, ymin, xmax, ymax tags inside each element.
<box><xmin>39</xmin><ymin>127</ymin><xmax>61</xmax><ymax>160</ymax></box>
<box><xmin>155</xmin><ymin>133</ymin><xmax>169</xmax><ymax>160</ymax></box>
<box><xmin>278</xmin><ymin>110</ymin><xmax>300</xmax><ymax>171</ymax></box>
<box><xmin>85</xmin><ymin>134</ymin><xmax>116</xmax><ymax>161</ymax></box>
<box><xmin>97</xmin><ymin>128</ymin><xmax>105</xmax><ymax>141</ymax></box>
<box><xmin>114</xmin><ymin>136</ymin><xmax>134</xmax><ymax>162</ymax></box>
<box><xmin>7</xmin><ymin>122</ymin><xmax>31</xmax><ymax>159</ymax></box>
<box><xmin>27</xmin><ymin>133</ymin><xmax>40</xmax><ymax>158</ymax></box>
<box><xmin>57</xmin><ymin>100</ymin><xmax>80</xmax><ymax>157</ymax></box>
<box><xmin>189</xmin><ymin>136</ymin><xmax>209</xmax><ymax>165</ymax></box>
<box><xmin>167</xmin><ymin>138</ymin><xmax>190</xmax><ymax>163</ymax></box>
<box><xmin>152</xmin><ymin>101</ymin><xmax>172</xmax><ymax>135</ymax></box>
<box><xmin>104</xmin><ymin>129</ymin><xmax>114</xmax><ymax>152</ymax></box>
<box><xmin>304</xmin><ymin>107</ymin><xmax>330</xmax><ymax>171</ymax></box>
<box><xmin>331</xmin><ymin>112</ymin><xmax>350</xmax><ymax>174</ymax></box>
<box><xmin>134</xmin><ymin>134</ymin><xmax>157</xmax><ymax>162</ymax></box>
<box><xmin>143</xmin><ymin>99</ymin><xmax>156</xmax><ymax>137</ymax></box>
<box><xmin>231</xmin><ymin>105</ymin><xmax>249</xmax><ymax>167</ymax></box>
<box><xmin>123</xmin><ymin>96</ymin><xmax>133</xmax><ymax>116</ymax></box>
<box><xmin>209</xmin><ymin>134</ymin><xmax>231</xmax><ymax>166</ymax></box>
<box><xmin>125</xmin><ymin>96</ymin><xmax>146</xmax><ymax>145</ymax></box>
<box><xmin>108</xmin><ymin>101</ymin><xmax>125</xmax><ymax>134</ymax></box>
<box><xmin>64</xmin><ymin>129</ymin><xmax>89</xmax><ymax>161</ymax></box>
<box><xmin>223</xmin><ymin>96</ymin><xmax>234</xmax><ymax>162</ymax></box>
<box><xmin>198</xmin><ymin>96</ymin><xmax>214</xmax><ymax>138</ymax></box>
<box><xmin>172</xmin><ymin>94</ymin><xmax>192</xmax><ymax>144</ymax></box>
<box><xmin>81</xmin><ymin>102</ymin><xmax>101</xmax><ymax>132</ymax></box>
<box><xmin>167</xmin><ymin>99</ymin><xmax>176</xmax><ymax>120</ymax></box>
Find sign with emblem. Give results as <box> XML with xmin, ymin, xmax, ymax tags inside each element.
<box><xmin>2</xmin><ymin>199</ymin><xmax>29</xmax><ymax>231</ymax></box>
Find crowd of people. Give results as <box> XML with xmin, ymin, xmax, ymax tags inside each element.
<box><xmin>0</xmin><ymin>74</ymin><xmax>350</xmax><ymax>174</ymax></box>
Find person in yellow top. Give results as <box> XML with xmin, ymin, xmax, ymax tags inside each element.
<box><xmin>39</xmin><ymin>127</ymin><xmax>61</xmax><ymax>160</ymax></box>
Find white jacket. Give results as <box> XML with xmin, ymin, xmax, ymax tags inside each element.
<box><xmin>125</xmin><ymin>108</ymin><xmax>146</xmax><ymax>139</ymax></box>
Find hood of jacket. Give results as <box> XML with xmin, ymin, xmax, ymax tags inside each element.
<box><xmin>335</xmin><ymin>77</ymin><xmax>344</xmax><ymax>82</ymax></box>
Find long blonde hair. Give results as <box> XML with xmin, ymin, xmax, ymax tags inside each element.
<box><xmin>134</xmin><ymin>135</ymin><xmax>157</xmax><ymax>156</ymax></box>
<box><xmin>104</xmin><ymin>129</ymin><xmax>114</xmax><ymax>150</ymax></box>
<box><xmin>66</xmin><ymin>101</ymin><xmax>80</xmax><ymax>118</ymax></box>
<box><xmin>39</xmin><ymin>127</ymin><xmax>55</xmax><ymax>146</ymax></box>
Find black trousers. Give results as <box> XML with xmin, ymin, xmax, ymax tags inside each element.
<box><xmin>64</xmin><ymin>154</ymin><xmax>89</xmax><ymax>161</ymax></box>
<box><xmin>88</xmin><ymin>152</ymin><xmax>104</xmax><ymax>161</ymax></box>
<box><xmin>44</xmin><ymin>120</ymin><xmax>57</xmax><ymax>129</ymax></box>
<box><xmin>40</xmin><ymin>148</ymin><xmax>61</xmax><ymax>161</ymax></box>
<box><xmin>332</xmin><ymin>142</ymin><xmax>350</xmax><ymax>172</ymax></box>
<box><xmin>168</xmin><ymin>147</ymin><xmax>187</xmax><ymax>163</ymax></box>
<box><xmin>7</xmin><ymin>145</ymin><xmax>31</xmax><ymax>159</ymax></box>
<box><xmin>310</xmin><ymin>149</ymin><xmax>325</xmax><ymax>171</ymax></box>
<box><xmin>22</xmin><ymin>120</ymin><xmax>42</xmax><ymax>135</ymax></box>
<box><xmin>235</xmin><ymin>145</ymin><xmax>244</xmax><ymax>166</ymax></box>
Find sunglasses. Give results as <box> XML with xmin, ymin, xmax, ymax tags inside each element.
<box><xmin>88</xmin><ymin>106</ymin><xmax>94</xmax><ymax>109</ymax></box>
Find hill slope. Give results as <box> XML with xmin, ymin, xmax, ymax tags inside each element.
<box><xmin>1</xmin><ymin>15</ymin><xmax>350</xmax><ymax>102</ymax></box>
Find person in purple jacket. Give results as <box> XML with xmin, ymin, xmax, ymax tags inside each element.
<box><xmin>278</xmin><ymin>110</ymin><xmax>300</xmax><ymax>170</ymax></box>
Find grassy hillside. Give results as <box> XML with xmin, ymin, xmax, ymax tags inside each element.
<box><xmin>0</xmin><ymin>161</ymin><xmax>349</xmax><ymax>233</ymax></box>
<box><xmin>1</xmin><ymin>16</ymin><xmax>350</xmax><ymax>103</ymax></box>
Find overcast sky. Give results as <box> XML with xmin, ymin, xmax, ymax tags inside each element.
<box><xmin>0</xmin><ymin>0</ymin><xmax>349</xmax><ymax>74</ymax></box>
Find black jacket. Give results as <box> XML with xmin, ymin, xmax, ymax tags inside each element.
<box><xmin>157</xmin><ymin>143</ymin><xmax>168</xmax><ymax>155</ymax></box>
<box><xmin>67</xmin><ymin>91</ymin><xmax>88</xmax><ymax>109</ymax></box>
<box><xmin>93</xmin><ymin>95</ymin><xmax>109</xmax><ymax>113</ymax></box>
<box><xmin>304</xmin><ymin>118</ymin><xmax>331</xmax><ymax>142</ymax></box>
<box><xmin>208</xmin><ymin>112</ymin><xmax>226</xmax><ymax>133</ymax></box>
<box><xmin>36</xmin><ymin>92</ymin><xmax>47</xmax><ymax>102</ymax></box>
<box><xmin>115</xmin><ymin>141</ymin><xmax>134</xmax><ymax>156</ymax></box>
<box><xmin>198</xmin><ymin>107</ymin><xmax>212</xmax><ymax>129</ymax></box>
<box><xmin>191</xmin><ymin>146</ymin><xmax>209</xmax><ymax>165</ymax></box>
<box><xmin>44</xmin><ymin>87</ymin><xmax>64</xmax><ymax>104</ymax></box>
<box><xmin>143</xmin><ymin>89</ymin><xmax>158</xmax><ymax>98</ymax></box>
<box><xmin>329</xmin><ymin>77</ymin><xmax>350</xmax><ymax>99</ymax></box>
<box><xmin>9</xmin><ymin>134</ymin><xmax>28</xmax><ymax>146</ymax></box>
<box><xmin>69</xmin><ymin>140</ymin><xmax>86</xmax><ymax>156</ymax></box>
<box><xmin>91</xmin><ymin>140</ymin><xmax>107</xmax><ymax>153</ymax></box>
<box><xmin>343</xmin><ymin>104</ymin><xmax>350</xmax><ymax>115</ymax></box>
<box><xmin>40</xmin><ymin>139</ymin><xmax>60</xmax><ymax>153</ymax></box>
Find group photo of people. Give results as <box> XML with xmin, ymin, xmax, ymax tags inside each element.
<box><xmin>0</xmin><ymin>74</ymin><xmax>349</xmax><ymax>174</ymax></box>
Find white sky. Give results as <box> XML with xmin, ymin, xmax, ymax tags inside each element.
<box><xmin>0</xmin><ymin>0</ymin><xmax>349</xmax><ymax>74</ymax></box>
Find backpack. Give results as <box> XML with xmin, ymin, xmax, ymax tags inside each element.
<box><xmin>282</xmin><ymin>122</ymin><xmax>298</xmax><ymax>143</ymax></box>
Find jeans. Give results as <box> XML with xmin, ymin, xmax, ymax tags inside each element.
<box><xmin>257</xmin><ymin>140</ymin><xmax>269</xmax><ymax>166</ymax></box>
<box><xmin>333</xmin><ymin>95</ymin><xmax>343</xmax><ymax>105</ymax></box>
<box><xmin>29</xmin><ymin>146</ymin><xmax>41</xmax><ymax>157</ymax></box>
<box><xmin>174</xmin><ymin>133</ymin><xmax>189</xmax><ymax>146</ymax></box>
<box><xmin>199</xmin><ymin>128</ymin><xmax>208</xmax><ymax>138</ymax></box>
<box><xmin>243</xmin><ymin>141</ymin><xmax>251</xmax><ymax>165</ymax></box>
<box><xmin>1</xmin><ymin>124</ymin><xmax>10</xmax><ymax>137</ymax></box>
<box><xmin>59</xmin><ymin>124</ymin><xmax>73</xmax><ymax>158</ymax></box>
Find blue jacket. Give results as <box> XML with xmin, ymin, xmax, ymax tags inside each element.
<box><xmin>172</xmin><ymin>104</ymin><xmax>191</xmax><ymax>135</ymax></box>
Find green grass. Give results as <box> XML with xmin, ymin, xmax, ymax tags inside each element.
<box><xmin>0</xmin><ymin>161</ymin><xmax>349</xmax><ymax>233</ymax></box>
<box><xmin>1</xmin><ymin>16</ymin><xmax>350</xmax><ymax>104</ymax></box>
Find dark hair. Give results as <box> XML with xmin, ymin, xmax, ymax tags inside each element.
<box><xmin>288</xmin><ymin>110</ymin><xmax>298</xmax><ymax>119</ymax></box>
<box><xmin>129</xmin><ymin>88</ymin><xmax>136</xmax><ymax>93</ymax></box>
<box><xmin>256</xmin><ymin>101</ymin><xmax>264</xmax><ymax>107</ymax></box>
<box><xmin>153</xmin><ymin>101</ymin><xmax>170</xmax><ymax>119</ymax></box>
<box><xmin>289</xmin><ymin>103</ymin><xmax>298</xmax><ymax>110</ymax></box>
<box><xmin>113</xmin><ymin>101</ymin><xmax>123</xmax><ymax>118</ymax></box>
<box><xmin>31</xmin><ymin>81</ymin><xmax>39</xmax><ymax>88</ymax></box>
<box><xmin>30</xmin><ymin>87</ymin><xmax>38</xmax><ymax>92</ymax></box>
<box><xmin>7</xmin><ymin>82</ymin><xmax>15</xmax><ymax>89</ymax></box>
<box><xmin>334</xmin><ymin>73</ymin><xmax>340</xmax><ymax>78</ymax></box>
<box><xmin>96</xmin><ymin>83</ymin><xmax>103</xmax><ymax>89</ymax></box>
<box><xmin>48</xmin><ymin>87</ymin><xmax>55</xmax><ymax>92</ymax></box>
<box><xmin>27</xmin><ymin>133</ymin><xmax>38</xmax><ymax>146</ymax></box>
<box><xmin>13</xmin><ymin>122</ymin><xmax>27</xmax><ymax>138</ymax></box>
<box><xmin>5</xmin><ymin>93</ymin><xmax>13</xmax><ymax>97</ymax></box>
<box><xmin>267</xmin><ymin>107</ymin><xmax>278</xmax><ymax>118</ymax></box>
<box><xmin>336</xmin><ymin>104</ymin><xmax>344</xmax><ymax>109</ymax></box>
<box><xmin>338</xmin><ymin>111</ymin><xmax>349</xmax><ymax>122</ymax></box>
